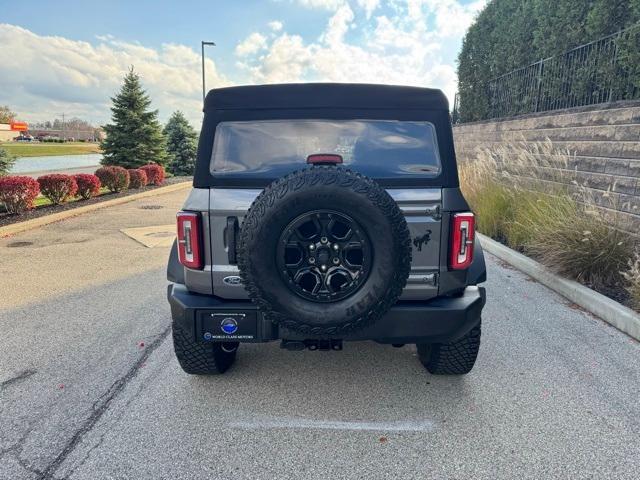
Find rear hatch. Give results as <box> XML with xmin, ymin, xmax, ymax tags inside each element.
<box><xmin>206</xmin><ymin>118</ymin><xmax>444</xmax><ymax>301</ymax></box>
<box><xmin>208</xmin><ymin>187</ymin><xmax>441</xmax><ymax>301</ymax></box>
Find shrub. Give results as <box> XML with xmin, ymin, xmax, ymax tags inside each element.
<box><xmin>37</xmin><ymin>174</ymin><xmax>78</xmax><ymax>205</ymax></box>
<box><xmin>511</xmin><ymin>195</ymin><xmax>632</xmax><ymax>288</ymax></box>
<box><xmin>128</xmin><ymin>169</ymin><xmax>148</xmax><ymax>189</ymax></box>
<box><xmin>0</xmin><ymin>147</ymin><xmax>16</xmax><ymax>176</ymax></box>
<box><xmin>0</xmin><ymin>176</ymin><xmax>40</xmax><ymax>214</ymax></box>
<box><xmin>140</xmin><ymin>163</ymin><xmax>165</xmax><ymax>186</ymax></box>
<box><xmin>95</xmin><ymin>166</ymin><xmax>130</xmax><ymax>192</ymax></box>
<box><xmin>460</xmin><ymin>140</ymin><xmax>634</xmax><ymax>291</ymax></box>
<box><xmin>469</xmin><ymin>180</ymin><xmax>514</xmax><ymax>242</ymax></box>
<box><xmin>458</xmin><ymin>152</ymin><xmax>516</xmax><ymax>242</ymax></box>
<box><xmin>75</xmin><ymin>174</ymin><xmax>101</xmax><ymax>200</ymax></box>
<box><xmin>622</xmin><ymin>250</ymin><xmax>640</xmax><ymax>312</ymax></box>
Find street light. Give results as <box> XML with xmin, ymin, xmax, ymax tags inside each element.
<box><xmin>201</xmin><ymin>41</ymin><xmax>216</xmax><ymax>106</ymax></box>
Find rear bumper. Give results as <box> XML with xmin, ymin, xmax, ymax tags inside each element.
<box><xmin>168</xmin><ymin>284</ymin><xmax>485</xmax><ymax>345</ymax></box>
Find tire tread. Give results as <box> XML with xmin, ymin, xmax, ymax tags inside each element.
<box><xmin>417</xmin><ymin>323</ymin><xmax>481</xmax><ymax>375</ymax></box>
<box><xmin>237</xmin><ymin>166</ymin><xmax>411</xmax><ymax>336</ymax></box>
<box><xmin>172</xmin><ymin>323</ymin><xmax>237</xmax><ymax>375</ymax></box>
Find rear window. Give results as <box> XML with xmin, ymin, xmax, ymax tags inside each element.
<box><xmin>210</xmin><ymin>119</ymin><xmax>441</xmax><ymax>179</ymax></box>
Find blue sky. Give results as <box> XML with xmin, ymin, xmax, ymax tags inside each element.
<box><xmin>0</xmin><ymin>0</ymin><xmax>486</xmax><ymax>126</ymax></box>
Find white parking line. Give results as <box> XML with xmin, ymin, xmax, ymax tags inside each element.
<box><xmin>229</xmin><ymin>416</ymin><xmax>436</xmax><ymax>432</ymax></box>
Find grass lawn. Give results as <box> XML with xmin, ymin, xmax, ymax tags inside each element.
<box><xmin>1</xmin><ymin>142</ymin><xmax>102</xmax><ymax>157</ymax></box>
<box><xmin>33</xmin><ymin>187</ymin><xmax>111</xmax><ymax>207</ymax></box>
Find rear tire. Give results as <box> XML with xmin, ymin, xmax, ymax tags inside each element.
<box><xmin>416</xmin><ymin>322</ymin><xmax>481</xmax><ymax>375</ymax></box>
<box><xmin>172</xmin><ymin>322</ymin><xmax>238</xmax><ymax>375</ymax></box>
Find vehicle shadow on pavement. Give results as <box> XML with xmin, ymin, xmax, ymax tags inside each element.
<box><xmin>187</xmin><ymin>340</ymin><xmax>477</xmax><ymax>427</ymax></box>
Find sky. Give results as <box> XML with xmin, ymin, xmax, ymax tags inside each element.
<box><xmin>0</xmin><ymin>0</ymin><xmax>486</xmax><ymax>127</ymax></box>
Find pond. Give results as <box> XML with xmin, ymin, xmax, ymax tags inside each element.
<box><xmin>10</xmin><ymin>154</ymin><xmax>103</xmax><ymax>174</ymax></box>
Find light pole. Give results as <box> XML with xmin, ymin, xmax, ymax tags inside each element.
<box><xmin>201</xmin><ymin>41</ymin><xmax>216</xmax><ymax>106</ymax></box>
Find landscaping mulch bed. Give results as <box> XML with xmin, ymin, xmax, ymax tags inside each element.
<box><xmin>490</xmin><ymin>234</ymin><xmax>635</xmax><ymax>313</ymax></box>
<box><xmin>0</xmin><ymin>176</ymin><xmax>191</xmax><ymax>228</ymax></box>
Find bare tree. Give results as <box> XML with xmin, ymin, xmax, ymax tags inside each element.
<box><xmin>0</xmin><ymin>105</ymin><xmax>16</xmax><ymax>124</ymax></box>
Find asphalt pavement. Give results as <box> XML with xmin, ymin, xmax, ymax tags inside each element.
<box><xmin>0</xmin><ymin>189</ymin><xmax>638</xmax><ymax>479</ymax></box>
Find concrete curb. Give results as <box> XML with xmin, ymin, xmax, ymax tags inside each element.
<box><xmin>478</xmin><ymin>233</ymin><xmax>640</xmax><ymax>341</ymax></box>
<box><xmin>0</xmin><ymin>181</ymin><xmax>191</xmax><ymax>238</ymax></box>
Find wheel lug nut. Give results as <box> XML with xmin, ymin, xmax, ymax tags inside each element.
<box><xmin>309</xmin><ymin>257</ymin><xmax>315</xmax><ymax>264</ymax></box>
<box><xmin>320</xmin><ymin>237</ymin><xmax>328</xmax><ymax>244</ymax></box>
<box><xmin>333</xmin><ymin>244</ymin><xmax>339</xmax><ymax>251</ymax></box>
<box><xmin>320</xmin><ymin>265</ymin><xmax>327</xmax><ymax>272</ymax></box>
<box><xmin>332</xmin><ymin>257</ymin><xmax>340</xmax><ymax>265</ymax></box>
<box><xmin>309</xmin><ymin>244</ymin><xmax>315</xmax><ymax>251</ymax></box>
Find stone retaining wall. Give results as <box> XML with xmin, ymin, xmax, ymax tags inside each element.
<box><xmin>453</xmin><ymin>101</ymin><xmax>640</xmax><ymax>233</ymax></box>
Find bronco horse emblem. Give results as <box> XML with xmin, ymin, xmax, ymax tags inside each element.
<box><xmin>412</xmin><ymin>229</ymin><xmax>432</xmax><ymax>252</ymax></box>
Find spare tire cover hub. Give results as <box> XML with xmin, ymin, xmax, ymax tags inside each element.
<box><xmin>276</xmin><ymin>209</ymin><xmax>372</xmax><ymax>303</ymax></box>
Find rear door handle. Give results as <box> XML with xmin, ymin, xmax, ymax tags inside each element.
<box><xmin>226</xmin><ymin>217</ymin><xmax>239</xmax><ymax>264</ymax></box>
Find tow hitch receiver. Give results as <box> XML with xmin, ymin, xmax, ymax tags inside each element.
<box><xmin>280</xmin><ymin>339</ymin><xmax>343</xmax><ymax>351</ymax></box>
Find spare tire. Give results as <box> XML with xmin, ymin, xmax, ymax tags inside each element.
<box><xmin>237</xmin><ymin>166</ymin><xmax>411</xmax><ymax>336</ymax></box>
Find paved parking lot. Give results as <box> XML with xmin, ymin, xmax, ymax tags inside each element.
<box><xmin>1</xmin><ymin>189</ymin><xmax>639</xmax><ymax>479</ymax></box>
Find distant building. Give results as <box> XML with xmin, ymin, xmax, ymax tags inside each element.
<box><xmin>28</xmin><ymin>127</ymin><xmax>104</xmax><ymax>142</ymax></box>
<box><xmin>0</xmin><ymin>121</ymin><xmax>28</xmax><ymax>142</ymax></box>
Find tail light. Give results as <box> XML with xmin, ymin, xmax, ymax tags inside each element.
<box><xmin>177</xmin><ymin>211</ymin><xmax>203</xmax><ymax>269</ymax></box>
<box><xmin>449</xmin><ymin>212</ymin><xmax>475</xmax><ymax>270</ymax></box>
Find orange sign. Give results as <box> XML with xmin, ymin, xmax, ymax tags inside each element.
<box><xmin>10</xmin><ymin>121</ymin><xmax>28</xmax><ymax>131</ymax></box>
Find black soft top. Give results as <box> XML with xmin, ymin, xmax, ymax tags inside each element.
<box><xmin>204</xmin><ymin>83</ymin><xmax>449</xmax><ymax>112</ymax></box>
<box><xmin>195</xmin><ymin>83</ymin><xmax>458</xmax><ymax>189</ymax></box>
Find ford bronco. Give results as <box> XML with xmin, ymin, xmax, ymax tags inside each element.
<box><xmin>167</xmin><ymin>83</ymin><xmax>486</xmax><ymax>375</ymax></box>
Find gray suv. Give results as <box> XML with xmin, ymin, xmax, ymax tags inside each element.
<box><xmin>167</xmin><ymin>83</ymin><xmax>486</xmax><ymax>376</ymax></box>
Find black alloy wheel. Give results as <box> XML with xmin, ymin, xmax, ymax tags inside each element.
<box><xmin>276</xmin><ymin>210</ymin><xmax>372</xmax><ymax>302</ymax></box>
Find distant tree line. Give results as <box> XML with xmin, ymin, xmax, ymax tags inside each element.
<box><xmin>457</xmin><ymin>0</ymin><xmax>640</xmax><ymax>122</ymax></box>
<box><xmin>31</xmin><ymin>118</ymin><xmax>96</xmax><ymax>132</ymax></box>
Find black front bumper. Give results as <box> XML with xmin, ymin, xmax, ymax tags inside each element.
<box><xmin>168</xmin><ymin>284</ymin><xmax>485</xmax><ymax>345</ymax></box>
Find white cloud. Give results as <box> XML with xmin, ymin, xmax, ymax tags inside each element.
<box><xmin>235</xmin><ymin>32</ymin><xmax>268</xmax><ymax>57</ymax></box>
<box><xmin>237</xmin><ymin>0</ymin><xmax>484</xmax><ymax>104</ymax></box>
<box><xmin>356</xmin><ymin>0</ymin><xmax>380</xmax><ymax>19</ymax></box>
<box><xmin>424</xmin><ymin>0</ymin><xmax>486</xmax><ymax>38</ymax></box>
<box><xmin>268</xmin><ymin>20</ymin><xmax>284</xmax><ymax>31</ymax></box>
<box><xmin>293</xmin><ymin>0</ymin><xmax>345</xmax><ymax>10</ymax></box>
<box><xmin>320</xmin><ymin>4</ymin><xmax>354</xmax><ymax>46</ymax></box>
<box><xmin>0</xmin><ymin>23</ymin><xmax>229</xmax><ymax>126</ymax></box>
<box><xmin>240</xmin><ymin>34</ymin><xmax>313</xmax><ymax>83</ymax></box>
<box><xmin>1</xmin><ymin>1</ymin><xmax>487</xmax><ymax>127</ymax></box>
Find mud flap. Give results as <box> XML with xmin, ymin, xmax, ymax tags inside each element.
<box><xmin>167</xmin><ymin>239</ymin><xmax>185</xmax><ymax>284</ymax></box>
<box><xmin>467</xmin><ymin>237</ymin><xmax>486</xmax><ymax>285</ymax></box>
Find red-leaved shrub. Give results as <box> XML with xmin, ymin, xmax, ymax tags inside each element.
<box><xmin>128</xmin><ymin>169</ymin><xmax>148</xmax><ymax>189</ymax></box>
<box><xmin>0</xmin><ymin>176</ymin><xmax>40</xmax><ymax>214</ymax></box>
<box><xmin>37</xmin><ymin>174</ymin><xmax>78</xmax><ymax>205</ymax></box>
<box><xmin>75</xmin><ymin>174</ymin><xmax>101</xmax><ymax>200</ymax></box>
<box><xmin>95</xmin><ymin>166</ymin><xmax>130</xmax><ymax>192</ymax></box>
<box><xmin>140</xmin><ymin>163</ymin><xmax>165</xmax><ymax>186</ymax></box>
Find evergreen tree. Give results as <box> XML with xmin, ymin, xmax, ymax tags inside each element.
<box><xmin>163</xmin><ymin>111</ymin><xmax>198</xmax><ymax>176</ymax></box>
<box><xmin>586</xmin><ymin>0</ymin><xmax>636</xmax><ymax>37</ymax></box>
<box><xmin>101</xmin><ymin>67</ymin><xmax>167</xmax><ymax>168</ymax></box>
<box><xmin>0</xmin><ymin>147</ymin><xmax>16</xmax><ymax>176</ymax></box>
<box><xmin>457</xmin><ymin>0</ymin><xmax>639</xmax><ymax>122</ymax></box>
<box><xmin>532</xmin><ymin>0</ymin><xmax>595</xmax><ymax>57</ymax></box>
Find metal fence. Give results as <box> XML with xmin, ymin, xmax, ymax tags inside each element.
<box><xmin>453</xmin><ymin>23</ymin><xmax>640</xmax><ymax>122</ymax></box>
